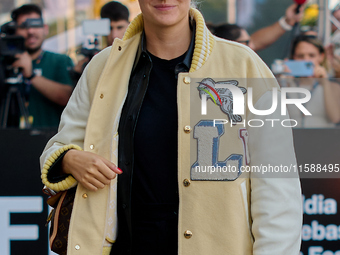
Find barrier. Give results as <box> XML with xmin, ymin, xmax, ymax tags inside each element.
<box><xmin>0</xmin><ymin>128</ymin><xmax>339</xmax><ymax>254</ymax></box>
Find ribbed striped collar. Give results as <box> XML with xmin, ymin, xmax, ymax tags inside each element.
<box><xmin>122</xmin><ymin>8</ymin><xmax>215</xmax><ymax>73</ymax></box>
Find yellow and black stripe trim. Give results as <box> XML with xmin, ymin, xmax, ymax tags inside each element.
<box><xmin>41</xmin><ymin>144</ymin><xmax>82</xmax><ymax>192</ymax></box>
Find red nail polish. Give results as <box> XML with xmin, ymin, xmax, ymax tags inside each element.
<box><xmin>117</xmin><ymin>167</ymin><xmax>123</xmax><ymax>173</ymax></box>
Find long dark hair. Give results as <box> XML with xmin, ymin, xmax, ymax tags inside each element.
<box><xmin>211</xmin><ymin>23</ymin><xmax>242</xmax><ymax>41</ymax></box>
<box><xmin>290</xmin><ymin>35</ymin><xmax>325</xmax><ymax>59</ymax></box>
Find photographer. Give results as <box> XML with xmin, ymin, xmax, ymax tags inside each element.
<box><xmin>10</xmin><ymin>4</ymin><xmax>74</xmax><ymax>128</ymax></box>
<box><xmin>72</xmin><ymin>1</ymin><xmax>130</xmax><ymax>81</ymax></box>
<box><xmin>281</xmin><ymin>35</ymin><xmax>340</xmax><ymax>128</ymax></box>
<box><xmin>100</xmin><ymin>1</ymin><xmax>130</xmax><ymax>46</ymax></box>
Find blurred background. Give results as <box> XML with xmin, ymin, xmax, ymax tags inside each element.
<box><xmin>0</xmin><ymin>0</ymin><xmax>338</xmax><ymax>65</ymax></box>
<box><xmin>1</xmin><ymin>1</ymin><xmax>340</xmax><ymax>255</ymax></box>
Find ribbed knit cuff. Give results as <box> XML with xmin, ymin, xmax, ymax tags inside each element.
<box><xmin>41</xmin><ymin>144</ymin><xmax>82</xmax><ymax>192</ymax></box>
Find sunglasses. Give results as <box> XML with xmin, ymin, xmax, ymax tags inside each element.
<box><xmin>236</xmin><ymin>40</ymin><xmax>250</xmax><ymax>46</ymax></box>
<box><xmin>298</xmin><ymin>34</ymin><xmax>318</xmax><ymax>39</ymax></box>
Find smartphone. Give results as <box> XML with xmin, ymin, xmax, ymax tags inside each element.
<box><xmin>284</xmin><ymin>60</ymin><xmax>314</xmax><ymax>77</ymax></box>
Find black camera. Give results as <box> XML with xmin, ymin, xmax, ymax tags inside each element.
<box><xmin>0</xmin><ymin>21</ymin><xmax>25</xmax><ymax>58</ymax></box>
<box><xmin>79</xmin><ymin>19</ymin><xmax>109</xmax><ymax>59</ymax></box>
<box><xmin>0</xmin><ymin>20</ymin><xmax>25</xmax><ymax>90</ymax></box>
<box><xmin>69</xmin><ymin>19</ymin><xmax>110</xmax><ymax>85</ymax></box>
<box><xmin>79</xmin><ymin>45</ymin><xmax>101</xmax><ymax>60</ymax></box>
<box><xmin>0</xmin><ymin>20</ymin><xmax>43</xmax><ymax>128</ymax></box>
<box><xmin>0</xmin><ymin>18</ymin><xmax>43</xmax><ymax>58</ymax></box>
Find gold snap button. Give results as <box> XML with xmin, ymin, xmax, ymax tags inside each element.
<box><xmin>100</xmin><ymin>94</ymin><xmax>104</xmax><ymax>99</ymax></box>
<box><xmin>82</xmin><ymin>193</ymin><xmax>88</xmax><ymax>199</ymax></box>
<box><xmin>118</xmin><ymin>46</ymin><xmax>122</xmax><ymax>51</ymax></box>
<box><xmin>183</xmin><ymin>77</ymin><xmax>190</xmax><ymax>84</ymax></box>
<box><xmin>75</xmin><ymin>244</ymin><xmax>80</xmax><ymax>250</ymax></box>
<box><xmin>184</xmin><ymin>126</ymin><xmax>191</xmax><ymax>133</ymax></box>
<box><xmin>90</xmin><ymin>144</ymin><xmax>94</xmax><ymax>150</ymax></box>
<box><xmin>183</xmin><ymin>179</ymin><xmax>191</xmax><ymax>187</ymax></box>
<box><xmin>184</xmin><ymin>230</ymin><xmax>193</xmax><ymax>239</ymax></box>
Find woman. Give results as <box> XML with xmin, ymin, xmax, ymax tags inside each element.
<box><xmin>211</xmin><ymin>23</ymin><xmax>255</xmax><ymax>48</ymax></box>
<box><xmin>41</xmin><ymin>1</ymin><xmax>302</xmax><ymax>254</ymax></box>
<box><xmin>285</xmin><ymin>35</ymin><xmax>340</xmax><ymax>127</ymax></box>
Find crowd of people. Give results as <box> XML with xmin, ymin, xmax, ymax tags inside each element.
<box><xmin>1</xmin><ymin>2</ymin><xmax>339</xmax><ymax>129</ymax></box>
<box><xmin>209</xmin><ymin>3</ymin><xmax>340</xmax><ymax>128</ymax></box>
<box><xmin>0</xmin><ymin>2</ymin><xmax>130</xmax><ymax>128</ymax></box>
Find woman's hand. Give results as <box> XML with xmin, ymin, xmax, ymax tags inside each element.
<box><xmin>62</xmin><ymin>149</ymin><xmax>123</xmax><ymax>191</ymax></box>
<box><xmin>313</xmin><ymin>65</ymin><xmax>328</xmax><ymax>78</ymax></box>
<box><xmin>325</xmin><ymin>44</ymin><xmax>340</xmax><ymax>78</ymax></box>
<box><xmin>285</xmin><ymin>3</ymin><xmax>305</xmax><ymax>26</ymax></box>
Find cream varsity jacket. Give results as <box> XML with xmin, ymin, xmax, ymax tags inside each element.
<box><xmin>41</xmin><ymin>8</ymin><xmax>302</xmax><ymax>255</ymax></box>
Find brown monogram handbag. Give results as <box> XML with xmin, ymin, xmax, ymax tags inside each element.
<box><xmin>46</xmin><ymin>187</ymin><xmax>77</xmax><ymax>255</ymax></box>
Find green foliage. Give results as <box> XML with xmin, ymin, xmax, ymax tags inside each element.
<box><xmin>300</xmin><ymin>4</ymin><xmax>319</xmax><ymax>27</ymax></box>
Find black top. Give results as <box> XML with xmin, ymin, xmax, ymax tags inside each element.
<box><xmin>132</xmin><ymin>51</ymin><xmax>185</xmax><ymax>205</ymax></box>
<box><xmin>131</xmin><ymin>51</ymin><xmax>186</xmax><ymax>254</ymax></box>
<box><xmin>112</xmin><ymin>26</ymin><xmax>195</xmax><ymax>255</ymax></box>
